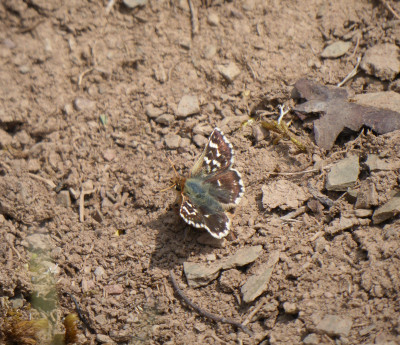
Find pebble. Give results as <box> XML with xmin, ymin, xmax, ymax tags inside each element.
<box><xmin>365</xmin><ymin>153</ymin><xmax>399</xmax><ymax>171</ymax></box>
<box><xmin>192</xmin><ymin>134</ymin><xmax>207</xmax><ymax>147</ymax></box>
<box><xmin>105</xmin><ymin>284</ymin><xmax>124</xmax><ymax>295</ymax></box>
<box><xmin>155</xmin><ymin>114</ymin><xmax>174</xmax><ymax>125</ymax></box>
<box><xmin>360</xmin><ymin>44</ymin><xmax>400</xmax><ymax>81</ymax></box>
<box><xmin>217</xmin><ymin>62</ymin><xmax>241</xmax><ymax>82</ymax></box>
<box><xmin>283</xmin><ymin>302</ymin><xmax>299</xmax><ymax>314</ymax></box>
<box><xmin>372</xmin><ymin>191</ymin><xmax>400</xmax><ymax>224</ymax></box>
<box><xmin>321</xmin><ymin>41</ymin><xmax>352</xmax><ymax>58</ymax></box>
<box><xmin>145</xmin><ymin>104</ymin><xmax>163</xmax><ymax>119</ymax></box>
<box><xmin>96</xmin><ymin>334</ymin><xmax>115</xmax><ymax>344</ymax></box>
<box><xmin>82</xmin><ymin>180</ymin><xmax>94</xmax><ymax>191</ymax></box>
<box><xmin>325</xmin><ymin>155</ymin><xmax>360</xmax><ymax>191</ymax></box>
<box><xmin>203</xmin><ymin>45</ymin><xmax>217</xmax><ymax>59</ymax></box>
<box><xmin>315</xmin><ymin>314</ymin><xmax>353</xmax><ymax>337</ymax></box>
<box><xmin>193</xmin><ymin>123</ymin><xmax>213</xmax><ymax>136</ymax></box>
<box><xmin>27</xmin><ymin>159</ymin><xmax>41</xmax><ymax>172</ymax></box>
<box><xmin>354</xmin><ymin>209</ymin><xmax>373</xmax><ymax>218</ymax></box>
<box><xmin>123</xmin><ymin>0</ymin><xmax>148</xmax><ymax>8</ymax></box>
<box><xmin>262</xmin><ymin>180</ymin><xmax>309</xmax><ymax>210</ymax></box>
<box><xmin>103</xmin><ymin>148</ymin><xmax>117</xmax><ymax>162</ymax></box>
<box><xmin>207</xmin><ymin>12</ymin><xmax>220</xmax><ymax>26</ymax></box>
<box><xmin>164</xmin><ymin>134</ymin><xmax>181</xmax><ymax>149</ymax></box>
<box><xmin>176</xmin><ymin>95</ymin><xmax>200</xmax><ymax>118</ymax></box>
<box><xmin>56</xmin><ymin>190</ymin><xmax>71</xmax><ymax>208</ymax></box>
<box><xmin>355</xmin><ymin>180</ymin><xmax>378</xmax><ymax>209</ymax></box>
<box><xmin>303</xmin><ymin>333</ymin><xmax>320</xmax><ymax>345</ymax></box>
<box><xmin>94</xmin><ymin>266</ymin><xmax>106</xmax><ymax>278</ymax></box>
<box><xmin>179</xmin><ymin>137</ymin><xmax>191</xmax><ymax>149</ymax></box>
<box><xmin>73</xmin><ymin>97</ymin><xmax>96</xmax><ymax>111</ymax></box>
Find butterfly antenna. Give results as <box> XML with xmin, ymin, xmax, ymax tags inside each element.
<box><xmin>159</xmin><ymin>183</ymin><xmax>176</xmax><ymax>192</ymax></box>
<box><xmin>159</xmin><ymin>154</ymin><xmax>180</xmax><ymax>193</ymax></box>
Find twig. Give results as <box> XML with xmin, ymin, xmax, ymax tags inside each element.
<box><xmin>379</xmin><ymin>0</ymin><xmax>400</xmax><ymax>20</ymax></box>
<box><xmin>280</xmin><ymin>206</ymin><xmax>307</xmax><ymax>221</ymax></box>
<box><xmin>169</xmin><ymin>271</ymin><xmax>253</xmax><ymax>336</ymax></box>
<box><xmin>266</xmin><ymin>168</ymin><xmax>318</xmax><ymax>176</ymax></box>
<box><xmin>346</xmin><ymin>34</ymin><xmax>360</xmax><ymax>61</ymax></box>
<box><xmin>78</xmin><ymin>68</ymin><xmax>94</xmax><ymax>87</ymax></box>
<box><xmin>28</xmin><ymin>173</ymin><xmax>57</xmax><ymax>189</ymax></box>
<box><xmin>242</xmin><ymin>297</ymin><xmax>267</xmax><ymax>326</ymax></box>
<box><xmin>187</xmin><ymin>0</ymin><xmax>199</xmax><ymax>37</ymax></box>
<box><xmin>307</xmin><ymin>182</ymin><xmax>334</xmax><ymax>208</ymax></box>
<box><xmin>337</xmin><ymin>56</ymin><xmax>361</xmax><ymax>87</ymax></box>
<box><xmin>105</xmin><ymin>0</ymin><xmax>116</xmax><ymax>14</ymax></box>
<box><xmin>17</xmin><ymin>19</ymin><xmax>45</xmax><ymax>34</ymax></box>
<box><xmin>79</xmin><ymin>188</ymin><xmax>96</xmax><ymax>222</ymax></box>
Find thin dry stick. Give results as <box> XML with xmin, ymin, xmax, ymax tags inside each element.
<box><xmin>105</xmin><ymin>0</ymin><xmax>116</xmax><ymax>14</ymax></box>
<box><xmin>187</xmin><ymin>0</ymin><xmax>199</xmax><ymax>37</ymax></box>
<box><xmin>242</xmin><ymin>297</ymin><xmax>267</xmax><ymax>326</ymax></box>
<box><xmin>169</xmin><ymin>271</ymin><xmax>253</xmax><ymax>336</ymax></box>
<box><xmin>379</xmin><ymin>0</ymin><xmax>400</xmax><ymax>20</ymax></box>
<box><xmin>337</xmin><ymin>56</ymin><xmax>361</xmax><ymax>87</ymax></box>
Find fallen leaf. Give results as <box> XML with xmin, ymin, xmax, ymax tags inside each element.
<box><xmin>291</xmin><ymin>79</ymin><xmax>400</xmax><ymax>149</ymax></box>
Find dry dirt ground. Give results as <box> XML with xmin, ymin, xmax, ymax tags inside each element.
<box><xmin>0</xmin><ymin>0</ymin><xmax>400</xmax><ymax>344</ymax></box>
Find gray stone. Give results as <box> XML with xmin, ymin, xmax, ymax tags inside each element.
<box><xmin>315</xmin><ymin>314</ymin><xmax>353</xmax><ymax>337</ymax></box>
<box><xmin>221</xmin><ymin>245</ymin><xmax>263</xmax><ymax>269</ymax></box>
<box><xmin>123</xmin><ymin>0</ymin><xmax>147</xmax><ymax>8</ymax></box>
<box><xmin>372</xmin><ymin>192</ymin><xmax>400</xmax><ymax>224</ymax></box>
<box><xmin>155</xmin><ymin>114</ymin><xmax>174</xmax><ymax>125</ymax></box>
<box><xmin>56</xmin><ymin>190</ymin><xmax>71</xmax><ymax>208</ymax></box>
<box><xmin>321</xmin><ymin>41</ymin><xmax>352</xmax><ymax>58</ymax></box>
<box><xmin>302</xmin><ymin>333</ymin><xmax>320</xmax><ymax>345</ymax></box>
<box><xmin>365</xmin><ymin>153</ymin><xmax>400</xmax><ymax>171</ymax></box>
<box><xmin>326</xmin><ymin>155</ymin><xmax>359</xmax><ymax>191</ymax></box>
<box><xmin>164</xmin><ymin>134</ymin><xmax>181</xmax><ymax>149</ymax></box>
<box><xmin>353</xmin><ymin>91</ymin><xmax>400</xmax><ymax>114</ymax></box>
<box><xmin>207</xmin><ymin>12</ymin><xmax>220</xmax><ymax>26</ymax></box>
<box><xmin>193</xmin><ymin>134</ymin><xmax>207</xmax><ymax>147</ymax></box>
<box><xmin>217</xmin><ymin>62</ymin><xmax>241</xmax><ymax>82</ymax></box>
<box><xmin>354</xmin><ymin>209</ymin><xmax>373</xmax><ymax>217</ymax></box>
<box><xmin>176</xmin><ymin>95</ymin><xmax>200</xmax><ymax>118</ymax></box>
<box><xmin>355</xmin><ymin>181</ymin><xmax>378</xmax><ymax>209</ymax></box>
<box><xmin>94</xmin><ymin>266</ymin><xmax>106</xmax><ymax>278</ymax></box>
<box><xmin>183</xmin><ymin>261</ymin><xmax>222</xmax><ymax>288</ymax></box>
<box><xmin>241</xmin><ymin>251</ymin><xmax>280</xmax><ymax>303</ymax></box>
<box><xmin>360</xmin><ymin>44</ymin><xmax>400</xmax><ymax>81</ymax></box>
<box><xmin>145</xmin><ymin>104</ymin><xmax>163</xmax><ymax>119</ymax></box>
<box><xmin>73</xmin><ymin>97</ymin><xmax>96</xmax><ymax>111</ymax></box>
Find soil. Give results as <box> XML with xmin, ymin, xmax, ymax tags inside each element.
<box><xmin>0</xmin><ymin>0</ymin><xmax>400</xmax><ymax>344</ymax></box>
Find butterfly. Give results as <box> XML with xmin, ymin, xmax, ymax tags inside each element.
<box><xmin>169</xmin><ymin>128</ymin><xmax>244</xmax><ymax>239</ymax></box>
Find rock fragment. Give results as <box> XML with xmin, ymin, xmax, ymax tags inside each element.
<box><xmin>217</xmin><ymin>62</ymin><xmax>241</xmax><ymax>82</ymax></box>
<box><xmin>321</xmin><ymin>41</ymin><xmax>352</xmax><ymax>58</ymax></box>
<box><xmin>372</xmin><ymin>192</ymin><xmax>400</xmax><ymax>224</ymax></box>
<box><xmin>262</xmin><ymin>180</ymin><xmax>309</xmax><ymax>210</ymax></box>
<box><xmin>155</xmin><ymin>114</ymin><xmax>174</xmax><ymax>125</ymax></box>
<box><xmin>325</xmin><ymin>155</ymin><xmax>359</xmax><ymax>191</ymax></box>
<box><xmin>164</xmin><ymin>134</ymin><xmax>181</xmax><ymax>149</ymax></box>
<box><xmin>315</xmin><ymin>314</ymin><xmax>353</xmax><ymax>337</ymax></box>
<box><xmin>176</xmin><ymin>95</ymin><xmax>200</xmax><ymax>118</ymax></box>
<box><xmin>360</xmin><ymin>44</ymin><xmax>400</xmax><ymax>81</ymax></box>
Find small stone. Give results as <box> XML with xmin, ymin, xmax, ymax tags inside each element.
<box><xmin>205</xmin><ymin>253</ymin><xmax>216</xmax><ymax>261</ymax></box>
<box><xmin>283</xmin><ymin>302</ymin><xmax>299</xmax><ymax>314</ymax></box>
<box><xmin>105</xmin><ymin>284</ymin><xmax>124</xmax><ymax>295</ymax></box>
<box><xmin>303</xmin><ymin>333</ymin><xmax>320</xmax><ymax>345</ymax></box>
<box><xmin>63</xmin><ymin>103</ymin><xmax>74</xmax><ymax>116</ymax></box>
<box><xmin>153</xmin><ymin>65</ymin><xmax>167</xmax><ymax>83</ymax></box>
<box><xmin>56</xmin><ymin>190</ymin><xmax>71</xmax><ymax>208</ymax></box>
<box><xmin>27</xmin><ymin>159</ymin><xmax>41</xmax><ymax>172</ymax></box>
<box><xmin>19</xmin><ymin>65</ymin><xmax>30</xmax><ymax>74</ymax></box>
<box><xmin>177</xmin><ymin>0</ymin><xmax>189</xmax><ymax>11</ymax></box>
<box><xmin>326</xmin><ymin>216</ymin><xmax>359</xmax><ymax>235</ymax></box>
<box><xmin>217</xmin><ymin>62</ymin><xmax>241</xmax><ymax>82</ymax></box>
<box><xmin>123</xmin><ymin>0</ymin><xmax>147</xmax><ymax>9</ymax></box>
<box><xmin>365</xmin><ymin>153</ymin><xmax>400</xmax><ymax>171</ymax></box>
<box><xmin>92</xmin><ymin>208</ymin><xmax>103</xmax><ymax>223</ymax></box>
<box><xmin>372</xmin><ymin>192</ymin><xmax>400</xmax><ymax>224</ymax></box>
<box><xmin>360</xmin><ymin>44</ymin><xmax>400</xmax><ymax>81</ymax></box>
<box><xmin>221</xmin><ymin>245</ymin><xmax>263</xmax><ymax>269</ymax></box>
<box><xmin>176</xmin><ymin>95</ymin><xmax>200</xmax><ymax>118</ymax></box>
<box><xmin>241</xmin><ymin>251</ymin><xmax>280</xmax><ymax>303</ymax></box>
<box><xmin>73</xmin><ymin>97</ymin><xmax>96</xmax><ymax>111</ymax></box>
<box><xmin>164</xmin><ymin>134</ymin><xmax>181</xmax><ymax>149</ymax></box>
<box><xmin>183</xmin><ymin>261</ymin><xmax>222</xmax><ymax>288</ymax></box>
<box><xmin>193</xmin><ymin>123</ymin><xmax>213</xmax><ymax>136</ymax></box>
<box><xmin>192</xmin><ymin>134</ymin><xmax>207</xmax><ymax>147</ymax></box>
<box><xmin>24</xmin><ymin>234</ymin><xmax>49</xmax><ymax>251</ymax></box>
<box><xmin>82</xmin><ymin>180</ymin><xmax>94</xmax><ymax>191</ymax></box>
<box><xmin>103</xmin><ymin>148</ymin><xmax>116</xmax><ymax>162</ymax></box>
<box><xmin>11</xmin><ymin>298</ymin><xmax>24</xmax><ymax>309</ymax></box>
<box><xmin>321</xmin><ymin>41</ymin><xmax>352</xmax><ymax>58</ymax></box>
<box><xmin>194</xmin><ymin>322</ymin><xmax>207</xmax><ymax>332</ymax></box>
<box><xmin>94</xmin><ymin>266</ymin><xmax>106</xmax><ymax>279</ymax></box>
<box><xmin>219</xmin><ymin>269</ymin><xmax>244</xmax><ymax>292</ymax></box>
<box><xmin>252</xmin><ymin>125</ymin><xmax>268</xmax><ymax>142</ymax></box>
<box><xmin>96</xmin><ymin>334</ymin><xmax>114</xmax><ymax>344</ymax></box>
<box><xmin>0</xmin><ymin>128</ymin><xmax>12</xmax><ymax>147</ymax></box>
<box><xmin>315</xmin><ymin>314</ymin><xmax>353</xmax><ymax>337</ymax></box>
<box><xmin>155</xmin><ymin>114</ymin><xmax>175</xmax><ymax>125</ymax></box>
<box><xmin>69</xmin><ymin>188</ymin><xmax>80</xmax><ymax>200</ymax></box>
<box><xmin>326</xmin><ymin>155</ymin><xmax>359</xmax><ymax>191</ymax></box>
<box><xmin>355</xmin><ymin>180</ymin><xmax>378</xmax><ymax>209</ymax></box>
<box><xmin>203</xmin><ymin>45</ymin><xmax>217</xmax><ymax>59</ymax></box>
<box><xmin>179</xmin><ymin>137</ymin><xmax>191</xmax><ymax>149</ymax></box>
<box><xmin>145</xmin><ymin>104</ymin><xmax>163</xmax><ymax>119</ymax></box>
<box><xmin>354</xmin><ymin>209</ymin><xmax>373</xmax><ymax>217</ymax></box>
<box><xmin>207</xmin><ymin>12</ymin><xmax>220</xmax><ymax>26</ymax></box>
<box><xmin>179</xmin><ymin>38</ymin><xmax>191</xmax><ymax>50</ymax></box>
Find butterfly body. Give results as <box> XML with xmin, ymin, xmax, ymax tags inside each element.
<box><xmin>173</xmin><ymin>128</ymin><xmax>244</xmax><ymax>239</ymax></box>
